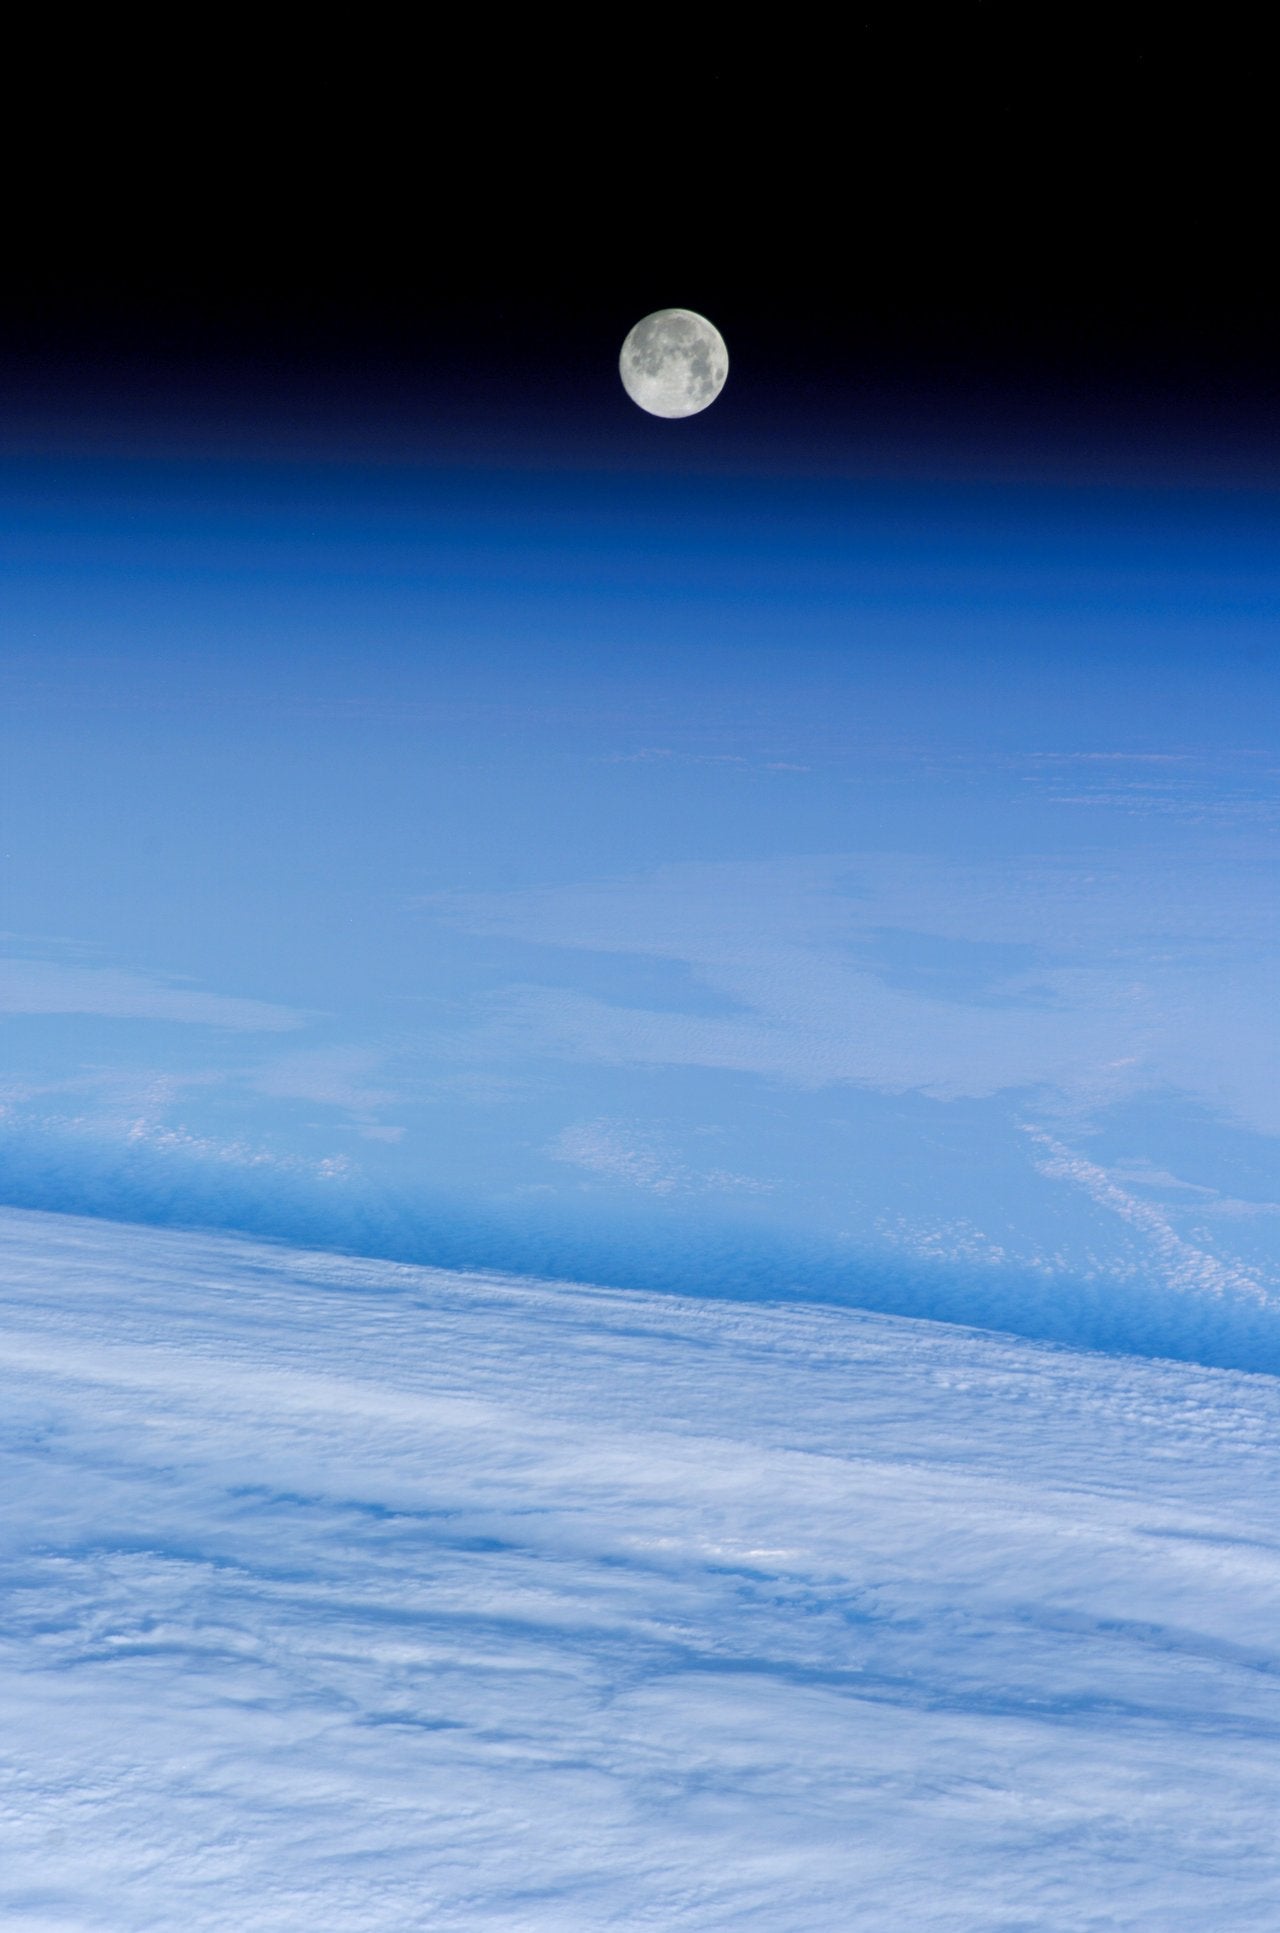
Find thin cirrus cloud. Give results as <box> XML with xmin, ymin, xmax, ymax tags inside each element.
<box><xmin>425</xmin><ymin>849</ymin><xmax>1278</xmax><ymax>1131</ymax></box>
<box><xmin>1018</xmin><ymin>748</ymin><xmax>1279</xmax><ymax>825</ymax></box>
<box><xmin>0</xmin><ymin>957</ymin><xmax>308</xmax><ymax>1031</ymax></box>
<box><xmin>551</xmin><ymin>1118</ymin><xmax>772</xmax><ymax>1197</ymax></box>
<box><xmin>1022</xmin><ymin>1128</ymin><xmax>1271</xmax><ymax>1306</ymax></box>
<box><xmin>251</xmin><ymin>1046</ymin><xmax>399</xmax><ymax>1112</ymax></box>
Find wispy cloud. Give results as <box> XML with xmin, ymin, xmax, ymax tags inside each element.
<box><xmin>425</xmin><ymin>850</ymin><xmax>1277</xmax><ymax>1130</ymax></box>
<box><xmin>1107</xmin><ymin>1158</ymin><xmax>1218</xmax><ymax>1194</ymax></box>
<box><xmin>1026</xmin><ymin>751</ymin><xmax>1200</xmax><ymax>765</ymax></box>
<box><xmin>875</xmin><ymin>1214</ymin><xmax>1011</xmax><ymax>1271</ymax></box>
<box><xmin>1018</xmin><ymin>749</ymin><xmax>1279</xmax><ymax>825</ymax></box>
<box><xmin>121</xmin><ymin>1115</ymin><xmax>352</xmax><ymax>1179</ymax></box>
<box><xmin>601</xmin><ymin>746</ymin><xmax>811</xmax><ymax>773</ymax></box>
<box><xmin>6</xmin><ymin>1104</ymin><xmax>353</xmax><ymax>1182</ymax></box>
<box><xmin>252</xmin><ymin>1045</ymin><xmax>398</xmax><ymax>1113</ymax></box>
<box><xmin>551</xmin><ymin>1118</ymin><xmax>770</xmax><ymax>1196</ymax></box>
<box><xmin>1024</xmin><ymin>1127</ymin><xmax>1273</xmax><ymax>1306</ymax></box>
<box><xmin>0</xmin><ymin>959</ymin><xmax>308</xmax><ymax>1031</ymax></box>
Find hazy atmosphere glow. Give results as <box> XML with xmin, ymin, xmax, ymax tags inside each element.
<box><xmin>2</xmin><ymin>457</ymin><xmax>1276</xmax><ymax>1373</ymax></box>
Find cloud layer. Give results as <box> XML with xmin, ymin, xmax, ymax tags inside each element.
<box><xmin>428</xmin><ymin>846</ymin><xmax>1279</xmax><ymax>1132</ymax></box>
<box><xmin>0</xmin><ymin>957</ymin><xmax>306</xmax><ymax>1030</ymax></box>
<box><xmin>3</xmin><ymin>1208</ymin><xmax>1279</xmax><ymax>1930</ymax></box>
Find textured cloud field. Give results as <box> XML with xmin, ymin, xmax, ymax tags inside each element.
<box><xmin>3</xmin><ymin>1207</ymin><xmax>1279</xmax><ymax>1929</ymax></box>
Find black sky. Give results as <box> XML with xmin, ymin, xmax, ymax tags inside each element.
<box><xmin>4</xmin><ymin>10</ymin><xmax>1276</xmax><ymax>473</ymax></box>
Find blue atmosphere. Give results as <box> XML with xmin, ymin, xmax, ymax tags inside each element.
<box><xmin>10</xmin><ymin>23</ymin><xmax>1280</xmax><ymax>1921</ymax></box>
<box><xmin>5</xmin><ymin>421</ymin><xmax>1280</xmax><ymax>1931</ymax></box>
<box><xmin>2</xmin><ymin>453</ymin><xmax>1277</xmax><ymax>1371</ymax></box>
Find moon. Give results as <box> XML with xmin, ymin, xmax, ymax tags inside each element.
<box><xmin>619</xmin><ymin>309</ymin><xmax>729</xmax><ymax>418</ymax></box>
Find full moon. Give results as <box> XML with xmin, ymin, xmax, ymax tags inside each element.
<box><xmin>619</xmin><ymin>309</ymin><xmax>729</xmax><ymax>418</ymax></box>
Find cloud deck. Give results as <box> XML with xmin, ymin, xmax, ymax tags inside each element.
<box><xmin>3</xmin><ymin>1208</ymin><xmax>1278</xmax><ymax>1928</ymax></box>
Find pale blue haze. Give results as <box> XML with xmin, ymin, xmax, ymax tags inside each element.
<box><xmin>2</xmin><ymin>456</ymin><xmax>1277</xmax><ymax>1370</ymax></box>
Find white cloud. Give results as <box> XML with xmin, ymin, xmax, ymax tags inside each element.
<box><xmin>1108</xmin><ymin>1158</ymin><xmax>1218</xmax><ymax>1194</ymax></box>
<box><xmin>550</xmin><ymin>1119</ymin><xmax>770</xmax><ymax>1196</ymax></box>
<box><xmin>3</xmin><ymin>1207</ymin><xmax>1279</xmax><ymax>1929</ymax></box>
<box><xmin>1024</xmin><ymin>1127</ymin><xmax>1274</xmax><ymax>1306</ymax></box>
<box><xmin>1018</xmin><ymin>748</ymin><xmax>1279</xmax><ymax>825</ymax></box>
<box><xmin>424</xmin><ymin>851</ymin><xmax>1280</xmax><ymax>1131</ymax></box>
<box><xmin>252</xmin><ymin>1045</ymin><xmax>398</xmax><ymax>1112</ymax></box>
<box><xmin>0</xmin><ymin>958</ymin><xmax>307</xmax><ymax>1031</ymax></box>
<box><xmin>482</xmin><ymin>970</ymin><xmax>1144</xmax><ymax>1103</ymax></box>
<box><xmin>602</xmin><ymin>746</ymin><xmax>812</xmax><ymax>773</ymax></box>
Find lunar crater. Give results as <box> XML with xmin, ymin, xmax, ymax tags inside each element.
<box><xmin>620</xmin><ymin>308</ymin><xmax>729</xmax><ymax>418</ymax></box>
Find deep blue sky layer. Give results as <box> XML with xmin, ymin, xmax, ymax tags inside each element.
<box><xmin>2</xmin><ymin>450</ymin><xmax>1277</xmax><ymax>1370</ymax></box>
